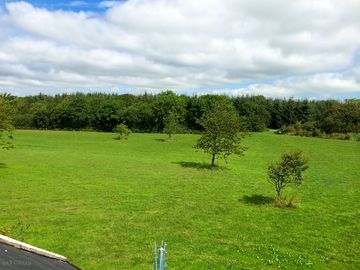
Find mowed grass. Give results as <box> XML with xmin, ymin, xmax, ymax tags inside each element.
<box><xmin>0</xmin><ymin>130</ymin><xmax>359</xmax><ymax>269</ymax></box>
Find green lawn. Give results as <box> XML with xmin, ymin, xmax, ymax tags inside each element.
<box><xmin>1</xmin><ymin>130</ymin><xmax>359</xmax><ymax>269</ymax></box>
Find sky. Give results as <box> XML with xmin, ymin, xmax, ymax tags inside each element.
<box><xmin>0</xmin><ymin>0</ymin><xmax>359</xmax><ymax>99</ymax></box>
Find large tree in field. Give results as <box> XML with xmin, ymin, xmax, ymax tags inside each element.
<box><xmin>0</xmin><ymin>95</ymin><xmax>14</xmax><ymax>150</ymax></box>
<box><xmin>195</xmin><ymin>102</ymin><xmax>246</xmax><ymax>167</ymax></box>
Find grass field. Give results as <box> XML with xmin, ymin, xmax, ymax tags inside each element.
<box><xmin>0</xmin><ymin>130</ymin><xmax>359</xmax><ymax>269</ymax></box>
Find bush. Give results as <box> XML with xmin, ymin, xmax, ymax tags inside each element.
<box><xmin>353</xmin><ymin>133</ymin><xmax>360</xmax><ymax>141</ymax></box>
<box><xmin>323</xmin><ymin>133</ymin><xmax>352</xmax><ymax>140</ymax></box>
<box><xmin>344</xmin><ymin>133</ymin><xmax>352</xmax><ymax>140</ymax></box>
<box><xmin>312</xmin><ymin>128</ymin><xmax>322</xmax><ymax>137</ymax></box>
<box><xmin>278</xmin><ymin>121</ymin><xmax>354</xmax><ymax>141</ymax></box>
<box><xmin>267</xmin><ymin>150</ymin><xmax>308</xmax><ymax>207</ymax></box>
<box><xmin>114</xmin><ymin>123</ymin><xmax>131</xmax><ymax>140</ymax></box>
<box><xmin>279</xmin><ymin>125</ymin><xmax>295</xmax><ymax>134</ymax></box>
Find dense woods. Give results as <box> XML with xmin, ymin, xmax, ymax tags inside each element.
<box><xmin>0</xmin><ymin>95</ymin><xmax>15</xmax><ymax>149</ymax></box>
<box><xmin>3</xmin><ymin>91</ymin><xmax>360</xmax><ymax>134</ymax></box>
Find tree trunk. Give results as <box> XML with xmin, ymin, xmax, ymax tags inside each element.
<box><xmin>275</xmin><ymin>190</ymin><xmax>281</xmax><ymax>207</ymax></box>
<box><xmin>211</xmin><ymin>154</ymin><xmax>216</xmax><ymax>167</ymax></box>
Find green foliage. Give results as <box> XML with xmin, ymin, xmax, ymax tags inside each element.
<box><xmin>0</xmin><ymin>96</ymin><xmax>15</xmax><ymax>149</ymax></box>
<box><xmin>52</xmin><ymin>94</ymin><xmax>91</xmax><ymax>130</ymax></box>
<box><xmin>6</xmin><ymin>92</ymin><xmax>360</xmax><ymax>136</ymax></box>
<box><xmin>233</xmin><ymin>95</ymin><xmax>270</xmax><ymax>131</ymax></box>
<box><xmin>163</xmin><ymin>111</ymin><xmax>181</xmax><ymax>142</ymax></box>
<box><xmin>268</xmin><ymin>150</ymin><xmax>308</xmax><ymax>207</ymax></box>
<box><xmin>279</xmin><ymin>121</ymin><xmax>356</xmax><ymax>141</ymax></box>
<box><xmin>185</xmin><ymin>95</ymin><xmax>231</xmax><ymax>131</ymax></box>
<box><xmin>114</xmin><ymin>123</ymin><xmax>131</xmax><ymax>140</ymax></box>
<box><xmin>123</xmin><ymin>102</ymin><xmax>155</xmax><ymax>132</ymax></box>
<box><xmin>280</xmin><ymin>121</ymin><xmax>322</xmax><ymax>137</ymax></box>
<box><xmin>152</xmin><ymin>91</ymin><xmax>187</xmax><ymax>132</ymax></box>
<box><xmin>326</xmin><ymin>99</ymin><xmax>360</xmax><ymax>133</ymax></box>
<box><xmin>195</xmin><ymin>102</ymin><xmax>246</xmax><ymax>166</ymax></box>
<box><xmin>93</xmin><ymin>99</ymin><xmax>123</xmax><ymax>132</ymax></box>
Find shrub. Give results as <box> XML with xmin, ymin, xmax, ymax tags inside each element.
<box><xmin>353</xmin><ymin>133</ymin><xmax>360</xmax><ymax>141</ymax></box>
<box><xmin>279</xmin><ymin>125</ymin><xmax>295</xmax><ymax>134</ymax></box>
<box><xmin>278</xmin><ymin>121</ymin><xmax>354</xmax><ymax>141</ymax></box>
<box><xmin>312</xmin><ymin>128</ymin><xmax>322</xmax><ymax>137</ymax></box>
<box><xmin>324</xmin><ymin>133</ymin><xmax>352</xmax><ymax>140</ymax></box>
<box><xmin>344</xmin><ymin>133</ymin><xmax>352</xmax><ymax>140</ymax></box>
<box><xmin>267</xmin><ymin>150</ymin><xmax>308</xmax><ymax>207</ymax></box>
<box><xmin>114</xmin><ymin>123</ymin><xmax>131</xmax><ymax>140</ymax></box>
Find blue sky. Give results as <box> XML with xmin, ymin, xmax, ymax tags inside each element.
<box><xmin>1</xmin><ymin>0</ymin><xmax>122</xmax><ymax>12</ymax></box>
<box><xmin>0</xmin><ymin>0</ymin><xmax>359</xmax><ymax>99</ymax></box>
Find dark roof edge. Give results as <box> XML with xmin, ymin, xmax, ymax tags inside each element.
<box><xmin>0</xmin><ymin>234</ymin><xmax>67</xmax><ymax>261</ymax></box>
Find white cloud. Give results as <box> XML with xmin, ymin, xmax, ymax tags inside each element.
<box><xmin>0</xmin><ymin>0</ymin><xmax>359</xmax><ymax>97</ymax></box>
<box><xmin>212</xmin><ymin>70</ymin><xmax>360</xmax><ymax>99</ymax></box>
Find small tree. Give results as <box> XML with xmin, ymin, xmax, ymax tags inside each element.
<box><xmin>195</xmin><ymin>103</ymin><xmax>246</xmax><ymax>167</ymax></box>
<box><xmin>163</xmin><ymin>111</ymin><xmax>181</xmax><ymax>142</ymax></box>
<box><xmin>114</xmin><ymin>123</ymin><xmax>131</xmax><ymax>140</ymax></box>
<box><xmin>267</xmin><ymin>150</ymin><xmax>308</xmax><ymax>207</ymax></box>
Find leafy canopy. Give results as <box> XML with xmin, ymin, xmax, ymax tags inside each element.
<box><xmin>268</xmin><ymin>150</ymin><xmax>308</xmax><ymax>206</ymax></box>
<box><xmin>114</xmin><ymin>123</ymin><xmax>131</xmax><ymax>140</ymax></box>
<box><xmin>195</xmin><ymin>101</ymin><xmax>246</xmax><ymax>166</ymax></box>
<box><xmin>163</xmin><ymin>111</ymin><xmax>181</xmax><ymax>142</ymax></box>
<box><xmin>0</xmin><ymin>96</ymin><xmax>14</xmax><ymax>149</ymax></box>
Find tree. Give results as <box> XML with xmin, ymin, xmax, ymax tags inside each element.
<box><xmin>92</xmin><ymin>100</ymin><xmax>123</xmax><ymax>132</ymax></box>
<box><xmin>51</xmin><ymin>94</ymin><xmax>90</xmax><ymax>130</ymax></box>
<box><xmin>30</xmin><ymin>103</ymin><xmax>51</xmax><ymax>129</ymax></box>
<box><xmin>114</xmin><ymin>123</ymin><xmax>131</xmax><ymax>140</ymax></box>
<box><xmin>327</xmin><ymin>100</ymin><xmax>360</xmax><ymax>133</ymax></box>
<box><xmin>152</xmin><ymin>91</ymin><xmax>187</xmax><ymax>132</ymax></box>
<box><xmin>233</xmin><ymin>95</ymin><xmax>270</xmax><ymax>131</ymax></box>
<box><xmin>195</xmin><ymin>102</ymin><xmax>246</xmax><ymax>167</ymax></box>
<box><xmin>267</xmin><ymin>150</ymin><xmax>308</xmax><ymax>207</ymax></box>
<box><xmin>123</xmin><ymin>102</ymin><xmax>155</xmax><ymax>132</ymax></box>
<box><xmin>163</xmin><ymin>111</ymin><xmax>181</xmax><ymax>142</ymax></box>
<box><xmin>0</xmin><ymin>96</ymin><xmax>14</xmax><ymax>149</ymax></box>
<box><xmin>6</xmin><ymin>92</ymin><xmax>359</xmax><ymax>135</ymax></box>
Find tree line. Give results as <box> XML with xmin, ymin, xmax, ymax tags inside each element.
<box><xmin>0</xmin><ymin>95</ymin><xmax>14</xmax><ymax>149</ymax></box>
<box><xmin>3</xmin><ymin>91</ymin><xmax>360</xmax><ymax>134</ymax></box>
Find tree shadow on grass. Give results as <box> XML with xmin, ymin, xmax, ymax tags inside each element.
<box><xmin>174</xmin><ymin>161</ymin><xmax>229</xmax><ymax>170</ymax></box>
<box><xmin>241</xmin><ymin>194</ymin><xmax>273</xmax><ymax>205</ymax></box>
<box><xmin>0</xmin><ymin>163</ymin><xmax>7</xmax><ymax>168</ymax></box>
<box><xmin>154</xmin><ymin>138</ymin><xmax>175</xmax><ymax>143</ymax></box>
<box><xmin>112</xmin><ymin>137</ymin><xmax>128</xmax><ymax>141</ymax></box>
